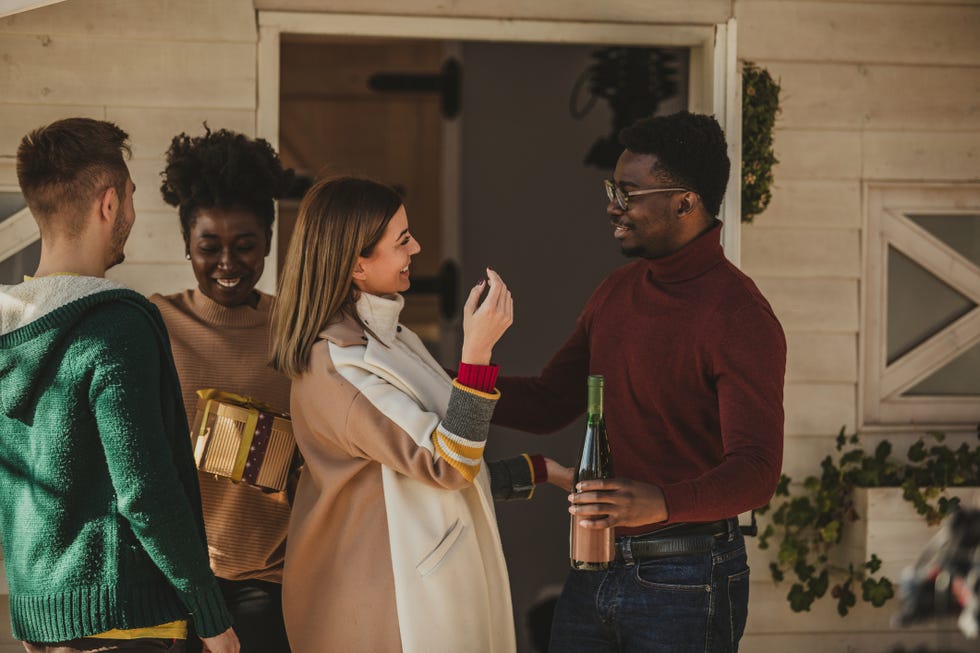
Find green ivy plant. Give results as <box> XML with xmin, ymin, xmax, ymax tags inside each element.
<box><xmin>757</xmin><ymin>427</ymin><xmax>980</xmax><ymax>617</ymax></box>
<box><xmin>741</xmin><ymin>62</ymin><xmax>781</xmax><ymax>223</ymax></box>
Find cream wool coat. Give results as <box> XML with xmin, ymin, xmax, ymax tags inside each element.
<box><xmin>283</xmin><ymin>293</ymin><xmax>516</xmax><ymax>653</ymax></box>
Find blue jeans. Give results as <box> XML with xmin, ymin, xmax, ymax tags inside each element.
<box><xmin>549</xmin><ymin>528</ymin><xmax>749</xmax><ymax>653</ymax></box>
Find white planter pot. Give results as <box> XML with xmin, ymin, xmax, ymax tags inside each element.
<box><xmin>836</xmin><ymin>486</ymin><xmax>980</xmax><ymax>581</ymax></box>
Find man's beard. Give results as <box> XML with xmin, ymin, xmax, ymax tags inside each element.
<box><xmin>107</xmin><ymin>212</ymin><xmax>129</xmax><ymax>269</ymax></box>
<box><xmin>620</xmin><ymin>243</ymin><xmax>647</xmax><ymax>258</ymax></box>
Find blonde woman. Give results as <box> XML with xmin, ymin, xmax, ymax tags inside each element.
<box><xmin>271</xmin><ymin>177</ymin><xmax>568</xmax><ymax>652</ymax></box>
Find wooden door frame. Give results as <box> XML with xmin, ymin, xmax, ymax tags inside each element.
<box><xmin>256</xmin><ymin>12</ymin><xmax>741</xmax><ymax>289</ymax></box>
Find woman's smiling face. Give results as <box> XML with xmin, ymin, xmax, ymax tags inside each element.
<box><xmin>186</xmin><ymin>207</ymin><xmax>269</xmax><ymax>308</ymax></box>
<box><xmin>353</xmin><ymin>205</ymin><xmax>421</xmax><ymax>296</ymax></box>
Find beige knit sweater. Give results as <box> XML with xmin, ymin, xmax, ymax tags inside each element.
<box><xmin>150</xmin><ymin>288</ymin><xmax>291</xmax><ymax>583</ymax></box>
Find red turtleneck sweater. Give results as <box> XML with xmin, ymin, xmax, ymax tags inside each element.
<box><xmin>494</xmin><ymin>222</ymin><xmax>786</xmax><ymax>535</ymax></box>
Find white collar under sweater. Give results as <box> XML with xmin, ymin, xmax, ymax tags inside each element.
<box><xmin>355</xmin><ymin>292</ymin><xmax>404</xmax><ymax>347</ymax></box>
<box><xmin>0</xmin><ymin>275</ymin><xmax>126</xmax><ymax>336</ymax></box>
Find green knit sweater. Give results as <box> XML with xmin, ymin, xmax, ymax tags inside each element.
<box><xmin>0</xmin><ymin>276</ymin><xmax>232</xmax><ymax>642</ymax></box>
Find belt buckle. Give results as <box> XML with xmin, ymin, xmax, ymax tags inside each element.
<box><xmin>618</xmin><ymin>537</ymin><xmax>635</xmax><ymax>566</ymax></box>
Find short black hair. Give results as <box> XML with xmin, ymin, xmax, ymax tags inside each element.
<box><xmin>619</xmin><ymin>111</ymin><xmax>730</xmax><ymax>217</ymax></box>
<box><xmin>16</xmin><ymin>118</ymin><xmax>131</xmax><ymax>237</ymax></box>
<box><xmin>160</xmin><ymin>126</ymin><xmax>294</xmax><ymax>239</ymax></box>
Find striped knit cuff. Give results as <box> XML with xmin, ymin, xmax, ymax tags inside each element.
<box><xmin>488</xmin><ymin>455</ymin><xmax>535</xmax><ymax>501</ymax></box>
<box><xmin>432</xmin><ymin>381</ymin><xmax>499</xmax><ymax>482</ymax></box>
<box><xmin>457</xmin><ymin>363</ymin><xmax>500</xmax><ymax>393</ymax></box>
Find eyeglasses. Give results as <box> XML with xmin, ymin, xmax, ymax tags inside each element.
<box><xmin>604</xmin><ymin>179</ymin><xmax>690</xmax><ymax>211</ymax></box>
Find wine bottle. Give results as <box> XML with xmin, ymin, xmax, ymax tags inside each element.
<box><xmin>570</xmin><ymin>374</ymin><xmax>615</xmax><ymax>570</ymax></box>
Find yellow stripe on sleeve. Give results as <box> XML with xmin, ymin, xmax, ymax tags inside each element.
<box><xmin>451</xmin><ymin>379</ymin><xmax>500</xmax><ymax>401</ymax></box>
<box><xmin>433</xmin><ymin>436</ymin><xmax>482</xmax><ymax>482</ymax></box>
<box><xmin>434</xmin><ymin>429</ymin><xmax>485</xmax><ymax>460</ymax></box>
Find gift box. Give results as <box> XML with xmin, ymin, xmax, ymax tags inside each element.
<box><xmin>191</xmin><ymin>389</ymin><xmax>297</xmax><ymax>492</ymax></box>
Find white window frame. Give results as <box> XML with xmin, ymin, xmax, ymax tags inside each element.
<box><xmin>0</xmin><ymin>185</ymin><xmax>37</xmax><ymax>264</ymax></box>
<box><xmin>861</xmin><ymin>183</ymin><xmax>980</xmax><ymax>429</ymax></box>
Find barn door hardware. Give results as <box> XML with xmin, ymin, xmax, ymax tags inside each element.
<box><xmin>368</xmin><ymin>58</ymin><xmax>461</xmax><ymax>119</ymax></box>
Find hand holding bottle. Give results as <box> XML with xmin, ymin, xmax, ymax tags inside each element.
<box><xmin>461</xmin><ymin>268</ymin><xmax>513</xmax><ymax>365</ymax></box>
<box><xmin>570</xmin><ymin>478</ymin><xmax>668</xmax><ymax>529</ymax></box>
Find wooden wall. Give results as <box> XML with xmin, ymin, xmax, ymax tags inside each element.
<box><xmin>0</xmin><ymin>0</ymin><xmax>258</xmax><ymax>295</ymax></box>
<box><xmin>737</xmin><ymin>1</ymin><xmax>980</xmax><ymax>650</ymax></box>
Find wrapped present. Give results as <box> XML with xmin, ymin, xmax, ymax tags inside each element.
<box><xmin>191</xmin><ymin>389</ymin><xmax>297</xmax><ymax>492</ymax></box>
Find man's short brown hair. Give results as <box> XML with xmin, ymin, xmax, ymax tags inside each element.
<box><xmin>16</xmin><ymin>118</ymin><xmax>131</xmax><ymax>238</ymax></box>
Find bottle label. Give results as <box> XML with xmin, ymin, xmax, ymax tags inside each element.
<box><xmin>570</xmin><ymin>514</ymin><xmax>615</xmax><ymax>565</ymax></box>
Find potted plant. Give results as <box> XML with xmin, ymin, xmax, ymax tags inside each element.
<box><xmin>758</xmin><ymin>427</ymin><xmax>980</xmax><ymax>616</ymax></box>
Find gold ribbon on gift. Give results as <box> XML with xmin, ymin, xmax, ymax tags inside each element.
<box><xmin>195</xmin><ymin>388</ymin><xmax>284</xmax><ymax>418</ymax></box>
<box><xmin>194</xmin><ymin>389</ymin><xmax>290</xmax><ymax>483</ymax></box>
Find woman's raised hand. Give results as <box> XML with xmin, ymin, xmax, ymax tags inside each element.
<box><xmin>461</xmin><ymin>268</ymin><xmax>513</xmax><ymax>365</ymax></box>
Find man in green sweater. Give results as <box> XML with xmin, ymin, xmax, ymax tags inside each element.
<box><xmin>0</xmin><ymin>118</ymin><xmax>238</xmax><ymax>653</ymax></box>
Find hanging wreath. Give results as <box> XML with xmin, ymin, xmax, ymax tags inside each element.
<box><xmin>741</xmin><ymin>62</ymin><xmax>781</xmax><ymax>223</ymax></box>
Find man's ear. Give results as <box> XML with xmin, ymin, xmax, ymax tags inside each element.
<box><xmin>677</xmin><ymin>192</ymin><xmax>697</xmax><ymax>217</ymax></box>
<box><xmin>99</xmin><ymin>186</ymin><xmax>119</xmax><ymax>224</ymax></box>
<box><xmin>264</xmin><ymin>229</ymin><xmax>273</xmax><ymax>256</ymax></box>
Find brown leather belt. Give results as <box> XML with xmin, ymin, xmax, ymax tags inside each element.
<box><xmin>615</xmin><ymin>518</ymin><xmax>737</xmax><ymax>563</ymax></box>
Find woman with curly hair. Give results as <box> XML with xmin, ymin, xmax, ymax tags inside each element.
<box><xmin>151</xmin><ymin>127</ymin><xmax>294</xmax><ymax>653</ymax></box>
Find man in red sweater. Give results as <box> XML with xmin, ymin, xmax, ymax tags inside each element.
<box><xmin>494</xmin><ymin>111</ymin><xmax>786</xmax><ymax>652</ymax></box>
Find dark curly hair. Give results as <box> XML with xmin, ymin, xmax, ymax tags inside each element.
<box><xmin>160</xmin><ymin>126</ymin><xmax>294</xmax><ymax>239</ymax></box>
<box><xmin>619</xmin><ymin>111</ymin><xmax>730</xmax><ymax>217</ymax></box>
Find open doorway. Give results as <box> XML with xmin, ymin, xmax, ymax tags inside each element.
<box><xmin>261</xmin><ymin>13</ymin><xmax>734</xmax><ymax>652</ymax></box>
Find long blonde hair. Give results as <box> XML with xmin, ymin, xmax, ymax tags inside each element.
<box><xmin>271</xmin><ymin>177</ymin><xmax>402</xmax><ymax>378</ymax></box>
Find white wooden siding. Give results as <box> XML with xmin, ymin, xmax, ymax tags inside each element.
<box><xmin>785</xmin><ymin>332</ymin><xmax>858</xmax><ymax>383</ymax></box>
<box><xmin>863</xmin><ymin>131</ymin><xmax>980</xmax><ymax>180</ymax></box>
<box><xmin>763</xmin><ymin>61</ymin><xmax>980</xmax><ymax>132</ymax></box>
<box><xmin>784</xmin><ymin>383</ymin><xmax>858</xmax><ymax>434</ymax></box>
<box><xmin>0</xmin><ymin>36</ymin><xmax>255</xmax><ymax>108</ymax></box>
<box><xmin>0</xmin><ymin>0</ymin><xmax>258</xmax><ymax>297</ymax></box>
<box><xmin>0</xmin><ymin>0</ymin><xmax>255</xmax><ymax>41</ymax></box>
<box><xmin>741</xmin><ymin>227</ymin><xmax>861</xmax><ymax>278</ymax></box>
<box><xmin>739</xmin><ymin>1</ymin><xmax>980</xmax><ymax>65</ymax></box>
<box><xmin>0</xmin><ymin>104</ymin><xmax>104</xmax><ymax>154</ymax></box>
<box><xmin>755</xmin><ymin>278</ymin><xmax>860</xmax><ymax>332</ymax></box>
<box><xmin>752</xmin><ymin>179</ymin><xmax>863</xmax><ymax>229</ymax></box>
<box><xmin>740</xmin><ymin>0</ymin><xmax>980</xmax><ymax>650</ymax></box>
<box><xmin>104</xmin><ymin>108</ymin><xmax>256</xmax><ymax>161</ymax></box>
<box><xmin>772</xmin><ymin>129</ymin><xmax>863</xmax><ymax>180</ymax></box>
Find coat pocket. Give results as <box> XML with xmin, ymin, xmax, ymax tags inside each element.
<box><xmin>416</xmin><ymin>518</ymin><xmax>465</xmax><ymax>577</ymax></box>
